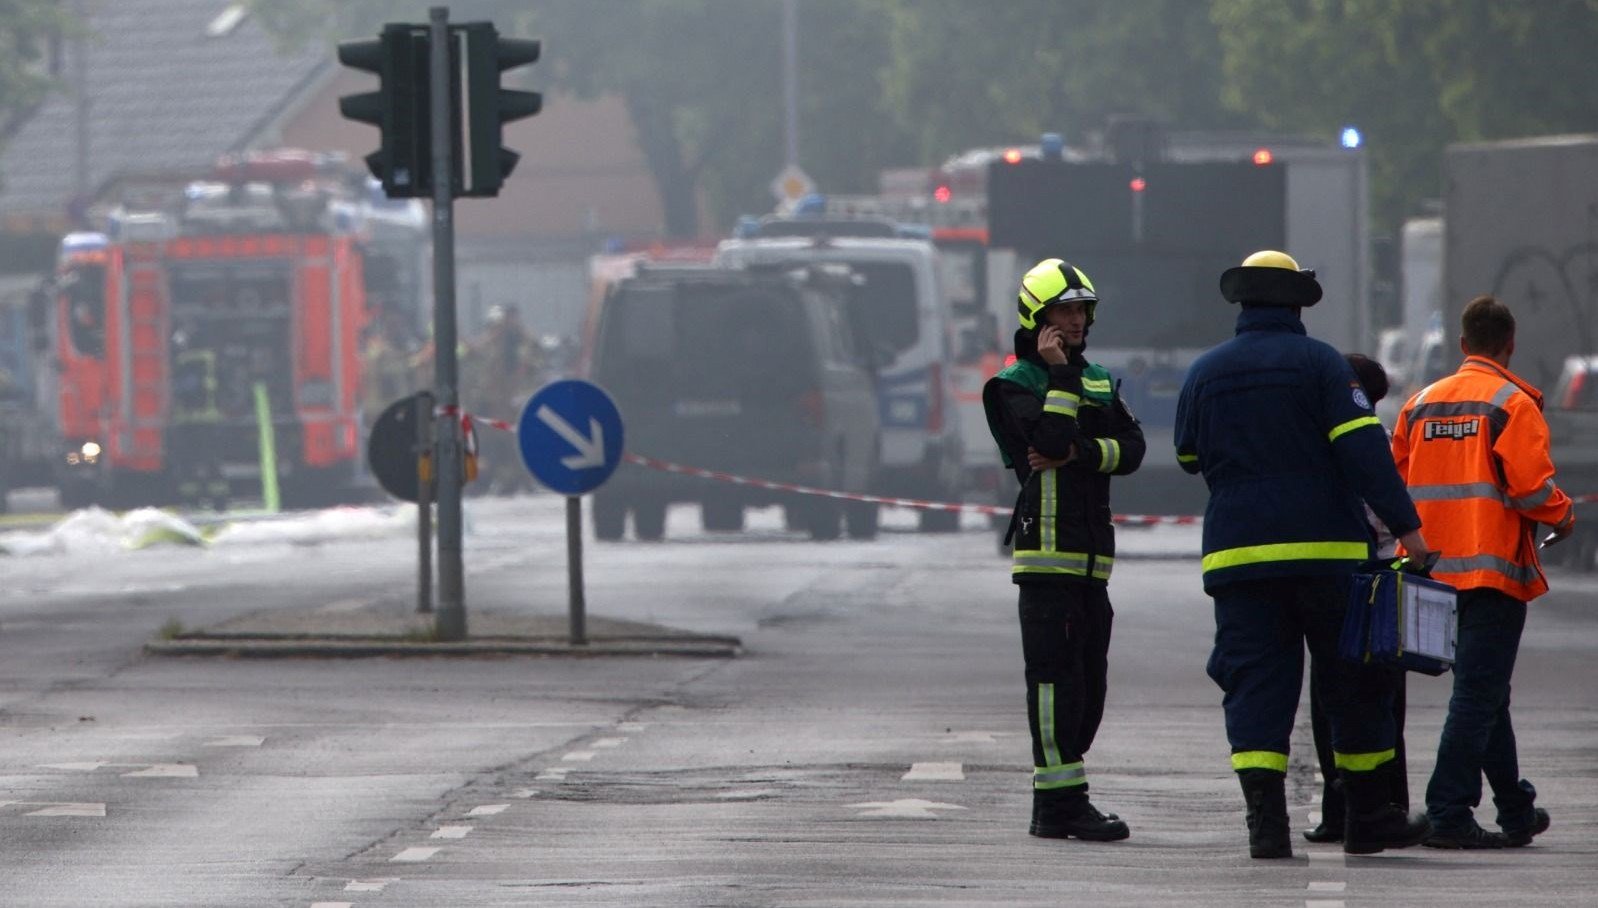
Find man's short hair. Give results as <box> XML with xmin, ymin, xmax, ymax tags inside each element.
<box><xmin>1461</xmin><ymin>295</ymin><xmax>1515</xmax><ymax>355</ymax></box>
<box><xmin>1345</xmin><ymin>353</ymin><xmax>1389</xmax><ymax>405</ymax></box>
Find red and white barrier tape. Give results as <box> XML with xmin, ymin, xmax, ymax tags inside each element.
<box><xmin>620</xmin><ymin>452</ymin><xmax>1201</xmax><ymax>527</ymax></box>
<box><xmin>446</xmin><ymin>403</ymin><xmax>1598</xmax><ymax>523</ymax></box>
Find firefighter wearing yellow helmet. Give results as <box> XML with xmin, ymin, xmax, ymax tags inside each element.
<box><xmin>1175</xmin><ymin>250</ymin><xmax>1433</xmax><ymax>858</ymax></box>
<box><xmin>982</xmin><ymin>257</ymin><xmax>1145</xmax><ymax>842</ymax></box>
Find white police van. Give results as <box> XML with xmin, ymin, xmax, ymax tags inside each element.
<box><xmin>717</xmin><ymin>233</ymin><xmax>965</xmax><ymax>531</ymax></box>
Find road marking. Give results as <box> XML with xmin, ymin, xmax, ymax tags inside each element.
<box><xmin>1306</xmin><ymin>902</ymin><xmax>1346</xmax><ymax>908</ymax></box>
<box><xmin>562</xmin><ymin>751</ymin><xmax>596</xmax><ymax>762</ymax></box>
<box><xmin>717</xmin><ymin>788</ymin><xmax>778</xmax><ymax>800</ymax></box>
<box><xmin>617</xmin><ymin>722</ymin><xmax>648</xmax><ymax>732</ymax></box>
<box><xmin>468</xmin><ymin>804</ymin><xmax>508</xmax><ymax>816</ymax></box>
<box><xmin>849</xmin><ymin>798</ymin><xmax>967</xmax><ymax>819</ymax></box>
<box><xmin>316</xmin><ymin>597</ymin><xmax>375</xmax><ymax>614</ymax></box>
<box><xmin>593</xmin><ymin>737</ymin><xmax>627</xmax><ymax>748</ymax></box>
<box><xmin>1308</xmin><ymin>852</ymin><xmax>1346</xmax><ymax>867</ymax></box>
<box><xmin>534</xmin><ymin>768</ymin><xmax>570</xmax><ymax>781</ymax></box>
<box><xmin>39</xmin><ymin>761</ymin><xmax>198</xmax><ymax>777</ymax></box>
<box><xmin>902</xmin><ymin>762</ymin><xmax>964</xmax><ymax>781</ymax></box>
<box><xmin>511</xmin><ymin>789</ymin><xmax>539</xmax><ymax>798</ymax></box>
<box><xmin>311</xmin><ymin>903</ymin><xmax>353</xmax><ymax>908</ymax></box>
<box><xmin>390</xmin><ymin>846</ymin><xmax>441</xmax><ymax>863</ymax></box>
<box><xmin>1310</xmin><ymin>792</ymin><xmax>1322</xmax><ymax>804</ymax></box>
<box><xmin>1308</xmin><ymin>882</ymin><xmax>1348</xmax><ymax>892</ymax></box>
<box><xmin>26</xmin><ymin>802</ymin><xmax>105</xmax><ymax>817</ymax></box>
<box><xmin>343</xmin><ymin>879</ymin><xmax>394</xmax><ymax>892</ymax></box>
<box><xmin>123</xmin><ymin>763</ymin><xmax>198</xmax><ymax>778</ymax></box>
<box><xmin>1314</xmin><ymin>771</ymin><xmax>1326</xmax><ymax>783</ymax></box>
<box><xmin>205</xmin><ymin>735</ymin><xmax>265</xmax><ymax>747</ymax></box>
<box><xmin>1309</xmin><ymin>810</ymin><xmax>1322</xmax><ymax>825</ymax></box>
<box><xmin>940</xmin><ymin>730</ymin><xmax>1008</xmax><ymax>744</ymax></box>
<box><xmin>431</xmin><ymin>825</ymin><xmax>473</xmax><ymax>840</ymax></box>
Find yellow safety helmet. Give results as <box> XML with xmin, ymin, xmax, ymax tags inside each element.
<box><xmin>1219</xmin><ymin>249</ymin><xmax>1322</xmax><ymax>307</ymax></box>
<box><xmin>1018</xmin><ymin>258</ymin><xmax>1098</xmax><ymax>331</ymax></box>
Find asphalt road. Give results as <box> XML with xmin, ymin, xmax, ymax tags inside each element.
<box><xmin>0</xmin><ymin>496</ymin><xmax>1593</xmax><ymax>906</ymax></box>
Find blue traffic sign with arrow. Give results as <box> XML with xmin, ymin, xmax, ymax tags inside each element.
<box><xmin>517</xmin><ymin>379</ymin><xmax>625</xmax><ymax>495</ymax></box>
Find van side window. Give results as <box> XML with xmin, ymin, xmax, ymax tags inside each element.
<box><xmin>819</xmin><ymin>294</ymin><xmax>859</xmax><ymax>365</ymax></box>
<box><xmin>849</xmin><ymin>262</ymin><xmax>918</xmax><ymax>359</ymax></box>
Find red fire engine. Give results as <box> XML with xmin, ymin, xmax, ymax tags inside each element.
<box><xmin>52</xmin><ymin>150</ymin><xmax>427</xmax><ymax>509</ymax></box>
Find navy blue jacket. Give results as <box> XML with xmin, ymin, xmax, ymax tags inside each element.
<box><xmin>1174</xmin><ymin>307</ymin><xmax>1421</xmax><ymax>592</ymax></box>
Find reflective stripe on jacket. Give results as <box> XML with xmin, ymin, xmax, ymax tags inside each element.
<box><xmin>1174</xmin><ymin>307</ymin><xmax>1421</xmax><ymax>593</ymax></box>
<box><xmin>984</xmin><ymin>356</ymin><xmax>1146</xmax><ymax>585</ymax></box>
<box><xmin>1392</xmin><ymin>355</ymin><xmax>1573</xmax><ymax>601</ymax></box>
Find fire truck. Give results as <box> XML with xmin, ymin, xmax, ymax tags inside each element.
<box><xmin>51</xmin><ymin>150</ymin><xmax>427</xmax><ymax>509</ymax></box>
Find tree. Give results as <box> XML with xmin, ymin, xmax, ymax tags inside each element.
<box><xmin>882</xmin><ymin>0</ymin><xmax>1242</xmax><ymax>161</ymax></box>
<box><xmin>1211</xmin><ymin>0</ymin><xmax>1598</xmax><ymax>228</ymax></box>
<box><xmin>0</xmin><ymin>1</ymin><xmax>77</xmax><ymax>144</ymax></box>
<box><xmin>254</xmin><ymin>0</ymin><xmax>910</xmax><ymax>237</ymax></box>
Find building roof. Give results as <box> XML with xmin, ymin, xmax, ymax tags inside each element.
<box><xmin>0</xmin><ymin>0</ymin><xmax>328</xmax><ymax>219</ymax></box>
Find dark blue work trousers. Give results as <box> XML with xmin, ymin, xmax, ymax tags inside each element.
<box><xmin>1208</xmin><ymin>575</ymin><xmax>1399</xmax><ymax>759</ymax></box>
<box><xmin>1425</xmin><ymin>588</ymin><xmax>1537</xmax><ymax>832</ymax></box>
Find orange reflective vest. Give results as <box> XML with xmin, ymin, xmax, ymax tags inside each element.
<box><xmin>1392</xmin><ymin>356</ymin><xmax>1574</xmax><ymax>601</ymax></box>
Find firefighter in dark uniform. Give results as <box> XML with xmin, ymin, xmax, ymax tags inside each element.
<box><xmin>1174</xmin><ymin>250</ymin><xmax>1432</xmax><ymax>857</ymax></box>
<box><xmin>982</xmin><ymin>258</ymin><xmax>1145</xmax><ymax>841</ymax></box>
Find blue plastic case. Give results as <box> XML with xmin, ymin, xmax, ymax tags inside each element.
<box><xmin>1342</xmin><ymin>569</ymin><xmax>1457</xmax><ymax>676</ymax></box>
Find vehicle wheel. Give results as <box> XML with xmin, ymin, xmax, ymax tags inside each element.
<box><xmin>844</xmin><ymin>501</ymin><xmax>879</xmax><ymax>540</ymax></box>
<box><xmin>701</xmin><ymin>497</ymin><xmax>745</xmax><ymax>532</ymax></box>
<box><xmin>806</xmin><ymin>500</ymin><xmax>842</xmax><ymax>541</ymax></box>
<box><xmin>918</xmin><ymin>506</ymin><xmax>962</xmax><ymax>533</ymax></box>
<box><xmin>592</xmin><ymin>494</ymin><xmax>626</xmax><ymax>541</ymax></box>
<box><xmin>633</xmin><ymin>499</ymin><xmax>667</xmax><ymax>541</ymax></box>
<box><xmin>783</xmin><ymin>503</ymin><xmax>805</xmax><ymax>531</ymax></box>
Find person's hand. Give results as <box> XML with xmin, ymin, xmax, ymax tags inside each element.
<box><xmin>1542</xmin><ymin>515</ymin><xmax>1576</xmax><ymax>547</ymax></box>
<box><xmin>1037</xmin><ymin>325</ymin><xmax>1068</xmax><ymax>365</ymax></box>
<box><xmin>1397</xmin><ymin>529</ymin><xmax>1431</xmax><ymax>560</ymax></box>
<box><xmin>1027</xmin><ymin>445</ymin><xmax>1075</xmax><ymax>471</ymax></box>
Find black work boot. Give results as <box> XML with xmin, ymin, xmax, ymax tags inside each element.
<box><xmin>1302</xmin><ymin>775</ymin><xmax>1344</xmax><ymax>843</ymax></box>
<box><xmin>1343</xmin><ymin>768</ymin><xmax>1430</xmax><ymax>855</ymax></box>
<box><xmin>1238</xmin><ymin>769</ymin><xmax>1292</xmax><ymax>858</ymax></box>
<box><xmin>1030</xmin><ymin>788</ymin><xmax>1130</xmax><ymax>841</ymax></box>
<box><xmin>1422</xmin><ymin>821</ymin><xmax>1508</xmax><ymax>849</ymax></box>
<box><xmin>1502</xmin><ymin>807</ymin><xmax>1549</xmax><ymax>847</ymax></box>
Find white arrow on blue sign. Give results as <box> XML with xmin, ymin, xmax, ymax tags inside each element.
<box><xmin>517</xmin><ymin>379</ymin><xmax>625</xmax><ymax>495</ymax></box>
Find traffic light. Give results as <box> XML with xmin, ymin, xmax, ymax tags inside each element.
<box><xmin>337</xmin><ymin>24</ymin><xmax>430</xmax><ymax>198</ymax></box>
<box><xmin>459</xmin><ymin>23</ymin><xmax>542</xmax><ymax>198</ymax></box>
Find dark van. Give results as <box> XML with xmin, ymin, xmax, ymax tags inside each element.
<box><xmin>588</xmin><ymin>264</ymin><xmax>880</xmax><ymax>541</ymax></box>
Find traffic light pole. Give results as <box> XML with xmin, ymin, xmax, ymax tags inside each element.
<box><xmin>428</xmin><ymin>6</ymin><xmax>466</xmax><ymax>641</ymax></box>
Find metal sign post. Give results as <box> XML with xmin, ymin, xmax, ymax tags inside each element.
<box><xmin>565</xmin><ymin>496</ymin><xmax>586</xmax><ymax>645</ymax></box>
<box><xmin>518</xmin><ymin>380</ymin><xmax>625</xmax><ymax>647</ymax></box>
<box><xmin>416</xmin><ymin>391</ymin><xmax>434</xmax><ymax>614</ymax></box>
<box><xmin>428</xmin><ymin>6</ymin><xmax>466</xmax><ymax>641</ymax></box>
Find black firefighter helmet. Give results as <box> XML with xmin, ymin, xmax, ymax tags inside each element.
<box><xmin>1219</xmin><ymin>249</ymin><xmax>1322</xmax><ymax>307</ymax></box>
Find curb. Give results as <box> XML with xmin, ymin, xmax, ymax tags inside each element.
<box><xmin>145</xmin><ymin>636</ymin><xmax>742</xmax><ymax>659</ymax></box>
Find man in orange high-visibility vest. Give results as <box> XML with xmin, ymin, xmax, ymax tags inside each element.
<box><xmin>1392</xmin><ymin>294</ymin><xmax>1575</xmax><ymax>850</ymax></box>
